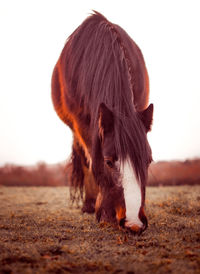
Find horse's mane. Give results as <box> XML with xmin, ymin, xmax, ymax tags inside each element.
<box><xmin>60</xmin><ymin>11</ymin><xmax>152</xmax><ymax>183</ymax></box>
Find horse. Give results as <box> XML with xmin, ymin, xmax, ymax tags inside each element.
<box><xmin>51</xmin><ymin>11</ymin><xmax>153</xmax><ymax>234</ymax></box>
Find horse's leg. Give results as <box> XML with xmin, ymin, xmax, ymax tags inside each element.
<box><xmin>70</xmin><ymin>141</ymin><xmax>84</xmax><ymax>203</ymax></box>
<box><xmin>82</xmin><ymin>164</ymin><xmax>99</xmax><ymax>213</ymax></box>
<box><xmin>71</xmin><ymin>139</ymin><xmax>98</xmax><ymax>213</ymax></box>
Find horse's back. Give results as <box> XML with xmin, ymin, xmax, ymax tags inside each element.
<box><xmin>52</xmin><ymin>12</ymin><xmax>149</xmax><ymax>135</ymax></box>
<box><xmin>113</xmin><ymin>23</ymin><xmax>149</xmax><ymax>111</ymax></box>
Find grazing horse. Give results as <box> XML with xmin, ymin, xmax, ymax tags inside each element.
<box><xmin>51</xmin><ymin>11</ymin><xmax>153</xmax><ymax>234</ymax></box>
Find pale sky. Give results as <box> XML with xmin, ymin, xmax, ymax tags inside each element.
<box><xmin>0</xmin><ymin>0</ymin><xmax>200</xmax><ymax>166</ymax></box>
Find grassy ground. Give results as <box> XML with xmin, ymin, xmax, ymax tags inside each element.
<box><xmin>0</xmin><ymin>186</ymin><xmax>200</xmax><ymax>274</ymax></box>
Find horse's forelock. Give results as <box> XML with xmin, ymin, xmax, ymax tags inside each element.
<box><xmin>113</xmin><ymin>112</ymin><xmax>152</xmax><ymax>186</ymax></box>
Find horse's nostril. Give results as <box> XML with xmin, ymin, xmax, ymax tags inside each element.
<box><xmin>116</xmin><ymin>207</ymin><xmax>126</xmax><ymax>223</ymax></box>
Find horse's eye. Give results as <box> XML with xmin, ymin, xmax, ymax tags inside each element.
<box><xmin>105</xmin><ymin>159</ymin><xmax>113</xmax><ymax>168</ymax></box>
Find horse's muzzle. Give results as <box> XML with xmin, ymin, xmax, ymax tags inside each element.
<box><xmin>116</xmin><ymin>207</ymin><xmax>148</xmax><ymax>235</ymax></box>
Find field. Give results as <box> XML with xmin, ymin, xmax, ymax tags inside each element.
<box><xmin>0</xmin><ymin>186</ymin><xmax>200</xmax><ymax>274</ymax></box>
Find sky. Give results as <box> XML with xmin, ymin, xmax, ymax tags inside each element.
<box><xmin>0</xmin><ymin>0</ymin><xmax>200</xmax><ymax>166</ymax></box>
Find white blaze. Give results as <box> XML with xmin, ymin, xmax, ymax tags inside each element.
<box><xmin>121</xmin><ymin>160</ymin><xmax>143</xmax><ymax>227</ymax></box>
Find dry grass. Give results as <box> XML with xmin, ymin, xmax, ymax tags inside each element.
<box><xmin>0</xmin><ymin>186</ymin><xmax>200</xmax><ymax>274</ymax></box>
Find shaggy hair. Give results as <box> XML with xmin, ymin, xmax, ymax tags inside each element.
<box><xmin>59</xmin><ymin>11</ymin><xmax>152</xmax><ymax>187</ymax></box>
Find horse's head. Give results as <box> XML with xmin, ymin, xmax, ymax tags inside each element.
<box><xmin>92</xmin><ymin>103</ymin><xmax>153</xmax><ymax>234</ymax></box>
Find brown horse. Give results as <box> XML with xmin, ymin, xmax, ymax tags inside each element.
<box><xmin>51</xmin><ymin>11</ymin><xmax>153</xmax><ymax>234</ymax></box>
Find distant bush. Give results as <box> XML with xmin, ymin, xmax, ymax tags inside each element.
<box><xmin>0</xmin><ymin>162</ymin><xmax>69</xmax><ymax>186</ymax></box>
<box><xmin>148</xmin><ymin>159</ymin><xmax>200</xmax><ymax>186</ymax></box>
<box><xmin>1</xmin><ymin>159</ymin><xmax>200</xmax><ymax>187</ymax></box>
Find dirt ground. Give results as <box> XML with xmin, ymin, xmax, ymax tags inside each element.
<box><xmin>0</xmin><ymin>186</ymin><xmax>199</xmax><ymax>274</ymax></box>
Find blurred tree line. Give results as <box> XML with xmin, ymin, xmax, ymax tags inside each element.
<box><xmin>0</xmin><ymin>162</ymin><xmax>71</xmax><ymax>186</ymax></box>
<box><xmin>0</xmin><ymin>159</ymin><xmax>200</xmax><ymax>187</ymax></box>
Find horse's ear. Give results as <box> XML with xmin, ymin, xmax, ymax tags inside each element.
<box><xmin>140</xmin><ymin>104</ymin><xmax>153</xmax><ymax>132</ymax></box>
<box><xmin>98</xmin><ymin>103</ymin><xmax>114</xmax><ymax>140</ymax></box>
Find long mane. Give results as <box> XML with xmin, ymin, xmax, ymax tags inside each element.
<box><xmin>60</xmin><ymin>11</ymin><xmax>152</xmax><ymax>184</ymax></box>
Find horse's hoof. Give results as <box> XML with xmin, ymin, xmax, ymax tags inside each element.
<box><xmin>82</xmin><ymin>199</ymin><xmax>95</xmax><ymax>214</ymax></box>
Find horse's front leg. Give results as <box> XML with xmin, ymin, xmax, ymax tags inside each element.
<box><xmin>82</xmin><ymin>165</ymin><xmax>98</xmax><ymax>213</ymax></box>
